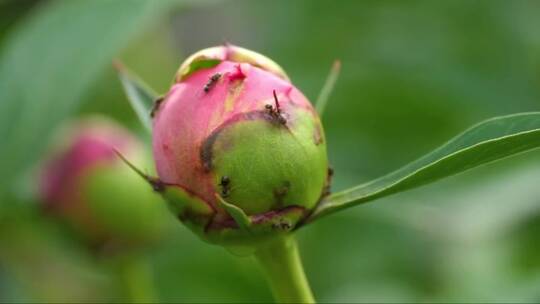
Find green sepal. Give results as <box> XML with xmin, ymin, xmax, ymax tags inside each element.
<box><xmin>204</xmin><ymin>206</ymin><xmax>306</xmax><ymax>247</ymax></box>
<box><xmin>216</xmin><ymin>194</ymin><xmax>252</xmax><ymax>231</ymax></box>
<box><xmin>114</xmin><ymin>149</ymin><xmax>213</xmax><ymax>230</ymax></box>
<box><xmin>160</xmin><ymin>185</ymin><xmax>214</xmax><ymax>241</ymax></box>
<box><xmin>176</xmin><ymin>45</ymin><xmax>290</xmax><ymax>82</ymax></box>
<box><xmin>162</xmin><ymin>185</ymin><xmax>213</xmax><ymax>216</ymax></box>
<box><xmin>177</xmin><ymin>58</ymin><xmax>221</xmax><ymax>82</ymax></box>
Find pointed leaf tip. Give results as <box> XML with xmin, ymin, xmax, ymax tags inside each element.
<box><xmin>113</xmin><ymin>148</ymin><xmax>162</xmax><ymax>191</ymax></box>
<box><xmin>113</xmin><ymin>148</ymin><xmax>148</xmax><ymax>180</ymax></box>
<box><xmin>315</xmin><ymin>59</ymin><xmax>341</xmax><ymax>117</ymax></box>
<box><xmin>116</xmin><ymin>63</ymin><xmax>158</xmax><ymax>132</ymax></box>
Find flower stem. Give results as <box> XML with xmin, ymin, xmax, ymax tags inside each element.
<box><xmin>118</xmin><ymin>254</ymin><xmax>157</xmax><ymax>303</ymax></box>
<box><xmin>254</xmin><ymin>235</ymin><xmax>315</xmax><ymax>303</ymax></box>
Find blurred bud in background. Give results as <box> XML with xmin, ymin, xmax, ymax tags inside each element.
<box><xmin>38</xmin><ymin>115</ymin><xmax>169</xmax><ymax>250</ymax></box>
<box><xmin>35</xmin><ymin>115</ymin><xmax>173</xmax><ymax>302</ymax></box>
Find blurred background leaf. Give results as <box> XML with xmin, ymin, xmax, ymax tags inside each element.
<box><xmin>0</xmin><ymin>205</ymin><xmax>110</xmax><ymax>302</ymax></box>
<box><xmin>0</xmin><ymin>0</ymin><xmax>173</xmax><ymax>199</ymax></box>
<box><xmin>2</xmin><ymin>0</ymin><xmax>540</xmax><ymax>302</ymax></box>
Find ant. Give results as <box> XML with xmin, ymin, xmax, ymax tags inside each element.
<box><xmin>219</xmin><ymin>175</ymin><xmax>231</xmax><ymax>197</ymax></box>
<box><xmin>150</xmin><ymin>96</ymin><xmax>164</xmax><ymax>118</ymax></box>
<box><xmin>265</xmin><ymin>90</ymin><xmax>287</xmax><ymax>125</ymax></box>
<box><xmin>204</xmin><ymin>73</ymin><xmax>222</xmax><ymax>93</ymax></box>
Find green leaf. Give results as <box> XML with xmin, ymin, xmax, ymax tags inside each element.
<box><xmin>216</xmin><ymin>194</ymin><xmax>252</xmax><ymax>231</ymax></box>
<box><xmin>309</xmin><ymin>112</ymin><xmax>540</xmax><ymax>222</ymax></box>
<box><xmin>315</xmin><ymin>60</ymin><xmax>341</xmax><ymax>117</ymax></box>
<box><xmin>115</xmin><ymin>61</ymin><xmax>158</xmax><ymax>131</ymax></box>
<box><xmin>0</xmin><ymin>0</ymin><xmax>172</xmax><ymax>198</ymax></box>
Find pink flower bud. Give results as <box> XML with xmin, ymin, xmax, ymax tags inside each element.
<box><xmin>152</xmin><ymin>45</ymin><xmax>330</xmax><ymax>246</ymax></box>
<box><xmin>39</xmin><ymin>116</ymin><xmax>167</xmax><ymax>247</ymax></box>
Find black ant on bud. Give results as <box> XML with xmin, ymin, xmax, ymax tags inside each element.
<box><xmin>150</xmin><ymin>96</ymin><xmax>165</xmax><ymax>118</ymax></box>
<box><xmin>204</xmin><ymin>73</ymin><xmax>222</xmax><ymax>93</ymax></box>
<box><xmin>328</xmin><ymin>167</ymin><xmax>334</xmax><ymax>177</ymax></box>
<box><xmin>322</xmin><ymin>166</ymin><xmax>334</xmax><ymax>197</ymax></box>
<box><xmin>265</xmin><ymin>90</ymin><xmax>287</xmax><ymax>125</ymax></box>
<box><xmin>219</xmin><ymin>175</ymin><xmax>231</xmax><ymax>197</ymax></box>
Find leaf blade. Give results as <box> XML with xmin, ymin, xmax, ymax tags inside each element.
<box><xmin>315</xmin><ymin>60</ymin><xmax>341</xmax><ymax>116</ymax></box>
<box><xmin>310</xmin><ymin>112</ymin><xmax>540</xmax><ymax>221</ymax></box>
<box><xmin>115</xmin><ymin>61</ymin><xmax>158</xmax><ymax>131</ymax></box>
<box><xmin>0</xmin><ymin>0</ymin><xmax>172</xmax><ymax>198</ymax></box>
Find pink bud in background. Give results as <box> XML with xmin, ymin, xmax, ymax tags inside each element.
<box><xmin>39</xmin><ymin>116</ymin><xmax>168</xmax><ymax>247</ymax></box>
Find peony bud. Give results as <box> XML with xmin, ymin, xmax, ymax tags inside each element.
<box><xmin>152</xmin><ymin>45</ymin><xmax>330</xmax><ymax>246</ymax></box>
<box><xmin>39</xmin><ymin>116</ymin><xmax>167</xmax><ymax>247</ymax></box>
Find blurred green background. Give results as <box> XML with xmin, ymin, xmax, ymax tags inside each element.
<box><xmin>2</xmin><ymin>0</ymin><xmax>540</xmax><ymax>302</ymax></box>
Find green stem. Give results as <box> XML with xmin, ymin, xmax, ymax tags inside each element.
<box><xmin>254</xmin><ymin>235</ymin><xmax>315</xmax><ymax>303</ymax></box>
<box><xmin>118</xmin><ymin>254</ymin><xmax>157</xmax><ymax>303</ymax></box>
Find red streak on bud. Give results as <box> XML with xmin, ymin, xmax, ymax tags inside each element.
<box><xmin>228</xmin><ymin>64</ymin><xmax>247</xmax><ymax>82</ymax></box>
<box><xmin>272</xmin><ymin>90</ymin><xmax>281</xmax><ymax>113</ymax></box>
